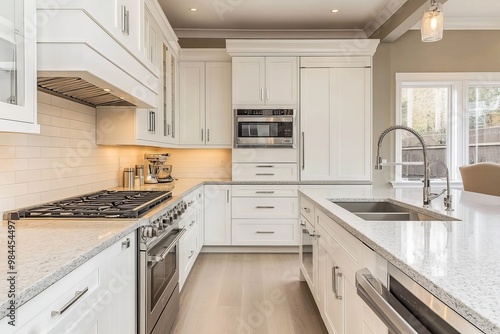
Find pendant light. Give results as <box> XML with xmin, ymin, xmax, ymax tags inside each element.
<box><xmin>421</xmin><ymin>0</ymin><xmax>444</xmax><ymax>42</ymax></box>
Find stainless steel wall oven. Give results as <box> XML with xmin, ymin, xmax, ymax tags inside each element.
<box><xmin>234</xmin><ymin>109</ymin><xmax>295</xmax><ymax>148</ymax></box>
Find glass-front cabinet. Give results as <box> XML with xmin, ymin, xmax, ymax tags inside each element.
<box><xmin>0</xmin><ymin>0</ymin><xmax>38</xmax><ymax>133</ymax></box>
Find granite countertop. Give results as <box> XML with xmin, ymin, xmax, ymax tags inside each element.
<box><xmin>299</xmin><ymin>187</ymin><xmax>500</xmax><ymax>334</ymax></box>
<box><xmin>0</xmin><ymin>178</ymin><xmax>218</xmax><ymax>320</ymax></box>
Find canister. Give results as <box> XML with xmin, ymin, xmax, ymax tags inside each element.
<box><xmin>135</xmin><ymin>165</ymin><xmax>144</xmax><ymax>185</ymax></box>
<box><xmin>123</xmin><ymin>168</ymin><xmax>135</xmax><ymax>188</ymax></box>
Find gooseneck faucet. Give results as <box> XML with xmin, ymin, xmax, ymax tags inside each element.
<box><xmin>375</xmin><ymin>125</ymin><xmax>431</xmax><ymax>206</ymax></box>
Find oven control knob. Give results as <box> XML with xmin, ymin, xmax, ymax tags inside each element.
<box><xmin>162</xmin><ymin>216</ymin><xmax>172</xmax><ymax>226</ymax></box>
<box><xmin>142</xmin><ymin>226</ymin><xmax>154</xmax><ymax>238</ymax></box>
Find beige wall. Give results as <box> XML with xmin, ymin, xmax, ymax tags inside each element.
<box><xmin>0</xmin><ymin>92</ymin><xmax>231</xmax><ymax>215</ymax></box>
<box><xmin>372</xmin><ymin>30</ymin><xmax>500</xmax><ymax>187</ymax></box>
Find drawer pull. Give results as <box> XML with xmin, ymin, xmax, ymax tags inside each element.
<box><xmin>188</xmin><ymin>250</ymin><xmax>195</xmax><ymax>259</ymax></box>
<box><xmin>122</xmin><ymin>238</ymin><xmax>130</xmax><ymax>249</ymax></box>
<box><xmin>255</xmin><ymin>173</ymin><xmax>275</xmax><ymax>176</ymax></box>
<box><xmin>52</xmin><ymin>287</ymin><xmax>89</xmax><ymax>316</ymax></box>
<box><xmin>187</xmin><ymin>200</ymin><xmax>195</xmax><ymax>207</ymax></box>
<box><xmin>189</xmin><ymin>220</ymin><xmax>196</xmax><ymax>227</ymax></box>
<box><xmin>256</xmin><ymin>206</ymin><xmax>275</xmax><ymax>209</ymax></box>
<box><xmin>256</xmin><ymin>165</ymin><xmax>274</xmax><ymax>168</ymax></box>
<box><xmin>256</xmin><ymin>191</ymin><xmax>275</xmax><ymax>194</ymax></box>
<box><xmin>256</xmin><ymin>231</ymin><xmax>275</xmax><ymax>234</ymax></box>
<box><xmin>303</xmin><ymin>207</ymin><xmax>311</xmax><ymax>213</ymax></box>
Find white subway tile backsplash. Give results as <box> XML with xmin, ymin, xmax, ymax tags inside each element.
<box><xmin>0</xmin><ymin>92</ymin><xmax>231</xmax><ymax>214</ymax></box>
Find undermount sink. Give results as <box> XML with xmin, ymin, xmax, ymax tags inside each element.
<box><xmin>330</xmin><ymin>200</ymin><xmax>458</xmax><ymax>222</ymax></box>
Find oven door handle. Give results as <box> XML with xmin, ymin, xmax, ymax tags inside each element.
<box><xmin>236</xmin><ymin>116</ymin><xmax>293</xmax><ymax>123</ymax></box>
<box><xmin>148</xmin><ymin>228</ymin><xmax>186</xmax><ymax>264</ymax></box>
<box><xmin>355</xmin><ymin>268</ymin><xmax>419</xmax><ymax>334</ymax></box>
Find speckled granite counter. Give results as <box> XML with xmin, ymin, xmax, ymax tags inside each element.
<box><xmin>299</xmin><ymin>187</ymin><xmax>500</xmax><ymax>334</ymax></box>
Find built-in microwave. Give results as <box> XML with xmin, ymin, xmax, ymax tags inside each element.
<box><xmin>234</xmin><ymin>109</ymin><xmax>295</xmax><ymax>148</ymax></box>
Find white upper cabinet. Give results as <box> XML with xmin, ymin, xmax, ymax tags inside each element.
<box><xmin>300</xmin><ymin>57</ymin><xmax>372</xmax><ymax>182</ymax></box>
<box><xmin>232</xmin><ymin>57</ymin><xmax>297</xmax><ymax>106</ymax></box>
<box><xmin>179</xmin><ymin>50</ymin><xmax>232</xmax><ymax>147</ymax></box>
<box><xmin>0</xmin><ymin>0</ymin><xmax>39</xmax><ymax>133</ymax></box>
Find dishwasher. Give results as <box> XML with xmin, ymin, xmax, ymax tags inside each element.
<box><xmin>355</xmin><ymin>264</ymin><xmax>484</xmax><ymax>334</ymax></box>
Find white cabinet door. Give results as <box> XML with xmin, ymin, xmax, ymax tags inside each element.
<box><xmin>162</xmin><ymin>43</ymin><xmax>179</xmax><ymax>144</ymax></box>
<box><xmin>0</xmin><ymin>0</ymin><xmax>39</xmax><ymax>133</ymax></box>
<box><xmin>204</xmin><ymin>185</ymin><xmax>231</xmax><ymax>246</ymax></box>
<box><xmin>205</xmin><ymin>62</ymin><xmax>232</xmax><ymax>145</ymax></box>
<box><xmin>179</xmin><ymin>61</ymin><xmax>231</xmax><ymax>146</ymax></box>
<box><xmin>300</xmin><ymin>66</ymin><xmax>371</xmax><ymax>181</ymax></box>
<box><xmin>107</xmin><ymin>232</ymin><xmax>137</xmax><ymax>334</ymax></box>
<box><xmin>232</xmin><ymin>57</ymin><xmax>265</xmax><ymax>105</ymax></box>
<box><xmin>232</xmin><ymin>57</ymin><xmax>297</xmax><ymax>106</ymax></box>
<box><xmin>265</xmin><ymin>57</ymin><xmax>297</xmax><ymax>105</ymax></box>
<box><xmin>180</xmin><ymin>61</ymin><xmax>206</xmax><ymax>144</ymax></box>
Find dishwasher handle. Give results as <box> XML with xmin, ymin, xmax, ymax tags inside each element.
<box><xmin>355</xmin><ymin>268</ymin><xmax>420</xmax><ymax>334</ymax></box>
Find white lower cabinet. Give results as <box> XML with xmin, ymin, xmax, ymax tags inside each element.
<box><xmin>179</xmin><ymin>187</ymin><xmax>203</xmax><ymax>290</ymax></box>
<box><xmin>0</xmin><ymin>231</ymin><xmax>136</xmax><ymax>334</ymax></box>
<box><xmin>298</xmin><ymin>196</ymin><xmax>388</xmax><ymax>334</ymax></box>
<box><xmin>204</xmin><ymin>185</ymin><xmax>232</xmax><ymax>246</ymax></box>
<box><xmin>231</xmin><ymin>185</ymin><xmax>299</xmax><ymax>246</ymax></box>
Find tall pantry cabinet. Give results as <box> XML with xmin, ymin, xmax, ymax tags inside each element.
<box><xmin>300</xmin><ymin>57</ymin><xmax>373</xmax><ymax>182</ymax></box>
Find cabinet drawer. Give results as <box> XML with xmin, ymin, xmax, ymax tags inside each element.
<box><xmin>232</xmin><ymin>219</ymin><xmax>299</xmax><ymax>245</ymax></box>
<box><xmin>232</xmin><ymin>163</ymin><xmax>298</xmax><ymax>182</ymax></box>
<box><xmin>232</xmin><ymin>197</ymin><xmax>298</xmax><ymax>218</ymax></box>
<box><xmin>6</xmin><ymin>259</ymin><xmax>104</xmax><ymax>334</ymax></box>
<box><xmin>232</xmin><ymin>185</ymin><xmax>298</xmax><ymax>197</ymax></box>
<box><xmin>300</xmin><ymin>195</ymin><xmax>315</xmax><ymax>223</ymax></box>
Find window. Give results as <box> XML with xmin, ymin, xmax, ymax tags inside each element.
<box><xmin>395</xmin><ymin>73</ymin><xmax>500</xmax><ymax>184</ymax></box>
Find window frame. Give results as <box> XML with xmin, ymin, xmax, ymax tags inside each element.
<box><xmin>394</xmin><ymin>72</ymin><xmax>500</xmax><ymax>187</ymax></box>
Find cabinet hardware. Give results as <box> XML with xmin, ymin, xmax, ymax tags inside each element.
<box><xmin>201</xmin><ymin>129</ymin><xmax>204</xmax><ymax>142</ymax></box>
<box><xmin>260</xmin><ymin>88</ymin><xmax>264</xmax><ymax>101</ymax></box>
<box><xmin>256</xmin><ymin>206</ymin><xmax>275</xmax><ymax>209</ymax></box>
<box><xmin>300</xmin><ymin>222</ymin><xmax>306</xmax><ymax>227</ymax></box>
<box><xmin>207</xmin><ymin>129</ymin><xmax>210</xmax><ymax>142</ymax></box>
<box><xmin>256</xmin><ymin>231</ymin><xmax>275</xmax><ymax>234</ymax></box>
<box><xmin>255</xmin><ymin>173</ymin><xmax>275</xmax><ymax>176</ymax></box>
<box><xmin>266</xmin><ymin>88</ymin><xmax>270</xmax><ymax>101</ymax></box>
<box><xmin>303</xmin><ymin>207</ymin><xmax>311</xmax><ymax>213</ymax></box>
<box><xmin>189</xmin><ymin>220</ymin><xmax>195</xmax><ymax>227</ymax></box>
<box><xmin>332</xmin><ymin>266</ymin><xmax>342</xmax><ymax>300</ymax></box>
<box><xmin>256</xmin><ymin>165</ymin><xmax>274</xmax><ymax>168</ymax></box>
<box><xmin>122</xmin><ymin>238</ymin><xmax>130</xmax><ymax>249</ymax></box>
<box><xmin>121</xmin><ymin>5</ymin><xmax>127</xmax><ymax>33</ymax></box>
<box><xmin>187</xmin><ymin>200</ymin><xmax>195</xmax><ymax>206</ymax></box>
<box><xmin>188</xmin><ymin>250</ymin><xmax>195</xmax><ymax>259</ymax></box>
<box><xmin>226</xmin><ymin>189</ymin><xmax>229</xmax><ymax>203</ymax></box>
<box><xmin>51</xmin><ymin>287</ymin><xmax>89</xmax><ymax>316</ymax></box>
<box><xmin>301</xmin><ymin>132</ymin><xmax>305</xmax><ymax>170</ymax></box>
<box><xmin>256</xmin><ymin>191</ymin><xmax>275</xmax><ymax>194</ymax></box>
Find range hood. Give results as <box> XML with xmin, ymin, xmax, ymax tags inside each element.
<box><xmin>36</xmin><ymin>8</ymin><xmax>158</xmax><ymax>109</ymax></box>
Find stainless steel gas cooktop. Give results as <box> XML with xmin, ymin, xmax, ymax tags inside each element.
<box><xmin>16</xmin><ymin>190</ymin><xmax>172</xmax><ymax>218</ymax></box>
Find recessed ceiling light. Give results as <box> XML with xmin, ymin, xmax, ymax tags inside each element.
<box><xmin>190</xmin><ymin>8</ymin><xmax>198</xmax><ymax>12</ymax></box>
<box><xmin>331</xmin><ymin>9</ymin><xmax>339</xmax><ymax>13</ymax></box>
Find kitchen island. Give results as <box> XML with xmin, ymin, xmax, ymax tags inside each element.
<box><xmin>299</xmin><ymin>187</ymin><xmax>500</xmax><ymax>334</ymax></box>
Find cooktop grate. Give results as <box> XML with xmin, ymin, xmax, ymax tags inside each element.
<box><xmin>18</xmin><ymin>190</ymin><xmax>172</xmax><ymax>218</ymax></box>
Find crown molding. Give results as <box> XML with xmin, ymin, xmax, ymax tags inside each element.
<box><xmin>174</xmin><ymin>28</ymin><xmax>368</xmax><ymax>39</ymax></box>
<box><xmin>179</xmin><ymin>48</ymin><xmax>231</xmax><ymax>61</ymax></box>
<box><xmin>225</xmin><ymin>39</ymin><xmax>380</xmax><ymax>57</ymax></box>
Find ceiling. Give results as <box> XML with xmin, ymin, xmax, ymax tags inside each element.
<box><xmin>158</xmin><ymin>0</ymin><xmax>500</xmax><ymax>42</ymax></box>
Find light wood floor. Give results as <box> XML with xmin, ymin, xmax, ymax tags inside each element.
<box><xmin>171</xmin><ymin>253</ymin><xmax>328</xmax><ymax>334</ymax></box>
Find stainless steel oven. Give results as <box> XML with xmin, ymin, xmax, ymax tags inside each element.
<box><xmin>356</xmin><ymin>264</ymin><xmax>484</xmax><ymax>334</ymax></box>
<box><xmin>139</xmin><ymin>201</ymin><xmax>187</xmax><ymax>334</ymax></box>
<box><xmin>234</xmin><ymin>109</ymin><xmax>295</xmax><ymax>148</ymax></box>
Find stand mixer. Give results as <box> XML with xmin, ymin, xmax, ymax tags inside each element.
<box><xmin>144</xmin><ymin>153</ymin><xmax>174</xmax><ymax>184</ymax></box>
